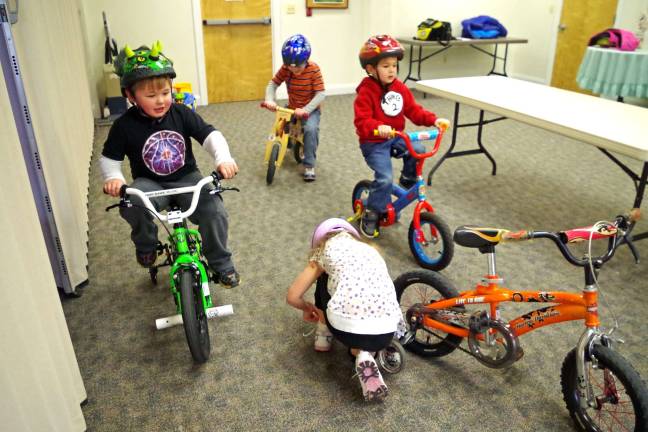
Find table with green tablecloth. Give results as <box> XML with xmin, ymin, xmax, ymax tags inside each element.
<box><xmin>577</xmin><ymin>46</ymin><xmax>648</xmax><ymax>100</ymax></box>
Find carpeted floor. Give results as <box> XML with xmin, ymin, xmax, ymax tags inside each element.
<box><xmin>63</xmin><ymin>92</ymin><xmax>647</xmax><ymax>431</ymax></box>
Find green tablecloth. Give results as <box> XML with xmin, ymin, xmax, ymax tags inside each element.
<box><xmin>577</xmin><ymin>46</ymin><xmax>648</xmax><ymax>98</ymax></box>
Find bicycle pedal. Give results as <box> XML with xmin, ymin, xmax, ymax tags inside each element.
<box><xmin>400</xmin><ymin>331</ymin><xmax>415</xmax><ymax>346</ymax></box>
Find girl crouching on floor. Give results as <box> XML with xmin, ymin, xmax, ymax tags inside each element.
<box><xmin>286</xmin><ymin>218</ymin><xmax>402</xmax><ymax>401</ymax></box>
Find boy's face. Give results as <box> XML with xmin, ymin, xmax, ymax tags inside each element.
<box><xmin>287</xmin><ymin>64</ymin><xmax>306</xmax><ymax>75</ymax></box>
<box><xmin>368</xmin><ymin>56</ymin><xmax>398</xmax><ymax>85</ymax></box>
<box><xmin>127</xmin><ymin>79</ymin><xmax>172</xmax><ymax>119</ymax></box>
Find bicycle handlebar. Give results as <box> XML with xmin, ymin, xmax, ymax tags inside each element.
<box><xmin>501</xmin><ymin>212</ymin><xmax>638</xmax><ymax>267</ymax></box>
<box><xmin>106</xmin><ymin>171</ymin><xmax>237</xmax><ymax>223</ymax></box>
<box><xmin>260</xmin><ymin>102</ymin><xmax>309</xmax><ymax>119</ymax></box>
<box><xmin>373</xmin><ymin>128</ymin><xmax>445</xmax><ymax>160</ymax></box>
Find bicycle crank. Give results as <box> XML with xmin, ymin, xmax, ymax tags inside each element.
<box><xmin>468</xmin><ymin>312</ymin><xmax>522</xmax><ymax>369</ymax></box>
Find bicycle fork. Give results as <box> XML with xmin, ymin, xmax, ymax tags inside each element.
<box><xmin>155</xmin><ymin>264</ymin><xmax>234</xmax><ymax>330</ymax></box>
<box><xmin>574</xmin><ymin>328</ymin><xmax>623</xmax><ymax>409</ymax></box>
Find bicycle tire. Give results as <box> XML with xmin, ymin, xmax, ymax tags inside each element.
<box><xmin>266</xmin><ymin>143</ymin><xmax>280</xmax><ymax>185</ymax></box>
<box><xmin>394</xmin><ymin>270</ymin><xmax>464</xmax><ymax>358</ymax></box>
<box><xmin>561</xmin><ymin>344</ymin><xmax>648</xmax><ymax>432</ymax></box>
<box><xmin>179</xmin><ymin>269</ymin><xmax>210</xmax><ymax>363</ymax></box>
<box><xmin>376</xmin><ymin>339</ymin><xmax>406</xmax><ymax>374</ymax></box>
<box><xmin>408</xmin><ymin>211</ymin><xmax>454</xmax><ymax>271</ymax></box>
<box><xmin>293</xmin><ymin>141</ymin><xmax>303</xmax><ymax>164</ymax></box>
<box><xmin>351</xmin><ymin>180</ymin><xmax>372</xmax><ymax>215</ymax></box>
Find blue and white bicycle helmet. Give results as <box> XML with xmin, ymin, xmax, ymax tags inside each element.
<box><xmin>282</xmin><ymin>34</ymin><xmax>311</xmax><ymax>67</ymax></box>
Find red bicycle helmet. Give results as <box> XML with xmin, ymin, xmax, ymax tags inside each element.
<box><xmin>359</xmin><ymin>35</ymin><xmax>404</xmax><ymax>68</ymax></box>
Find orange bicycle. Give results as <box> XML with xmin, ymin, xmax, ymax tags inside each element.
<box><xmin>395</xmin><ymin>212</ymin><xmax>648</xmax><ymax>431</ymax></box>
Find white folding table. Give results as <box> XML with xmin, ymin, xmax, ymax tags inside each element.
<box><xmin>415</xmin><ymin>76</ymin><xmax>648</xmax><ymax>252</ymax></box>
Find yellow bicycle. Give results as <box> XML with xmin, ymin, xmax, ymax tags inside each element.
<box><xmin>260</xmin><ymin>102</ymin><xmax>306</xmax><ymax>185</ymax></box>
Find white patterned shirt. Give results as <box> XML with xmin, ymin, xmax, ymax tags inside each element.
<box><xmin>311</xmin><ymin>232</ymin><xmax>402</xmax><ymax>334</ymax></box>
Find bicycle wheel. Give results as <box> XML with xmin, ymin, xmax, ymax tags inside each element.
<box><xmin>561</xmin><ymin>344</ymin><xmax>648</xmax><ymax>432</ymax></box>
<box><xmin>408</xmin><ymin>211</ymin><xmax>454</xmax><ymax>271</ymax></box>
<box><xmin>393</xmin><ymin>270</ymin><xmax>464</xmax><ymax>358</ymax></box>
<box><xmin>293</xmin><ymin>140</ymin><xmax>304</xmax><ymax>163</ymax></box>
<box><xmin>351</xmin><ymin>180</ymin><xmax>372</xmax><ymax>214</ymax></box>
<box><xmin>266</xmin><ymin>143</ymin><xmax>280</xmax><ymax>185</ymax></box>
<box><xmin>179</xmin><ymin>269</ymin><xmax>210</xmax><ymax>363</ymax></box>
<box><xmin>376</xmin><ymin>339</ymin><xmax>406</xmax><ymax>374</ymax></box>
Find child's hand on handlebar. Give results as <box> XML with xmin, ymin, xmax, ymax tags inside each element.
<box><xmin>103</xmin><ymin>178</ymin><xmax>125</xmax><ymax>197</ymax></box>
<box><xmin>294</xmin><ymin>108</ymin><xmax>308</xmax><ymax>119</ymax></box>
<box><xmin>435</xmin><ymin>118</ymin><xmax>450</xmax><ymax>132</ymax></box>
<box><xmin>377</xmin><ymin>124</ymin><xmax>393</xmax><ymax>138</ymax></box>
<box><xmin>262</xmin><ymin>101</ymin><xmax>277</xmax><ymax>111</ymax></box>
<box><xmin>217</xmin><ymin>161</ymin><xmax>239</xmax><ymax>179</ymax></box>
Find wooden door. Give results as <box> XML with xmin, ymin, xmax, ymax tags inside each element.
<box><xmin>202</xmin><ymin>0</ymin><xmax>272</xmax><ymax>103</ymax></box>
<box><xmin>551</xmin><ymin>0</ymin><xmax>617</xmax><ymax>93</ymax></box>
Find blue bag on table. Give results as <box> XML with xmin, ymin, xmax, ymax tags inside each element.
<box><xmin>461</xmin><ymin>15</ymin><xmax>507</xmax><ymax>39</ymax></box>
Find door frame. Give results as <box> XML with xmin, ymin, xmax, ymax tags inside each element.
<box><xmin>191</xmin><ymin>0</ymin><xmax>280</xmax><ymax>105</ymax></box>
<box><xmin>545</xmin><ymin>0</ymin><xmax>564</xmax><ymax>85</ymax></box>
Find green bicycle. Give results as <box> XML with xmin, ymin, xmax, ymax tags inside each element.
<box><xmin>106</xmin><ymin>172</ymin><xmax>237</xmax><ymax>363</ymax></box>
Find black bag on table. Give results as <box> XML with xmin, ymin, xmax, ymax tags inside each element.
<box><xmin>415</xmin><ymin>19</ymin><xmax>453</xmax><ymax>45</ymax></box>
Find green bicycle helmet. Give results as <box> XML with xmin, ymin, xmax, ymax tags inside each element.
<box><xmin>114</xmin><ymin>40</ymin><xmax>176</xmax><ymax>91</ymax></box>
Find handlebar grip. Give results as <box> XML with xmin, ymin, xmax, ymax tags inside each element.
<box><xmin>119</xmin><ymin>184</ymin><xmax>128</xmax><ymax>198</ymax></box>
<box><xmin>501</xmin><ymin>230</ymin><xmax>532</xmax><ymax>242</ymax></box>
<box><xmin>373</xmin><ymin>129</ymin><xmax>396</xmax><ymax>138</ymax></box>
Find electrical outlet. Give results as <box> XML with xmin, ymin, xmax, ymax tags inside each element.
<box><xmin>286</xmin><ymin>3</ymin><xmax>295</xmax><ymax>14</ymax></box>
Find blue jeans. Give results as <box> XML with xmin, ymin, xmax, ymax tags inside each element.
<box><xmin>302</xmin><ymin>108</ymin><xmax>321</xmax><ymax>168</ymax></box>
<box><xmin>360</xmin><ymin>137</ymin><xmax>425</xmax><ymax>212</ymax></box>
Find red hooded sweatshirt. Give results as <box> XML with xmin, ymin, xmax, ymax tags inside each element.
<box><xmin>353</xmin><ymin>77</ymin><xmax>437</xmax><ymax>143</ymax></box>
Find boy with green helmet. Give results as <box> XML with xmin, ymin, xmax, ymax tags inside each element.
<box><xmin>114</xmin><ymin>40</ymin><xmax>177</xmax><ymax>93</ymax></box>
<box><xmin>100</xmin><ymin>41</ymin><xmax>241</xmax><ymax>287</ymax></box>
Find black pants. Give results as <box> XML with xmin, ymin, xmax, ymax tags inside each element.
<box><xmin>315</xmin><ymin>274</ymin><xmax>393</xmax><ymax>352</ymax></box>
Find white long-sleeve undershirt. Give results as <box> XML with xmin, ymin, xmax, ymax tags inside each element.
<box><xmin>99</xmin><ymin>130</ymin><xmax>234</xmax><ymax>182</ymax></box>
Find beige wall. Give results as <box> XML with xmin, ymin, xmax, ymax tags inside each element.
<box><xmin>82</xmin><ymin>0</ymin><xmax>638</xmax><ymax>111</ymax></box>
<box><xmin>0</xmin><ymin>0</ymin><xmax>88</xmax><ymax>427</ymax></box>
<box><xmin>616</xmin><ymin>0</ymin><xmax>648</xmax><ymax>37</ymax></box>
<box><xmin>81</xmin><ymin>0</ymin><xmax>202</xmax><ymax>115</ymax></box>
<box><xmin>13</xmin><ymin>0</ymin><xmax>94</xmax><ymax>289</ymax></box>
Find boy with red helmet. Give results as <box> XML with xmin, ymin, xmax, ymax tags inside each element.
<box><xmin>354</xmin><ymin>35</ymin><xmax>449</xmax><ymax>237</ymax></box>
<box><xmin>263</xmin><ymin>34</ymin><xmax>325</xmax><ymax>182</ymax></box>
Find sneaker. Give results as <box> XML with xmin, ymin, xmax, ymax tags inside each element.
<box><xmin>212</xmin><ymin>268</ymin><xmax>240</xmax><ymax>288</ymax></box>
<box><xmin>398</xmin><ymin>175</ymin><xmax>416</xmax><ymax>189</ymax></box>
<box><xmin>360</xmin><ymin>209</ymin><xmax>379</xmax><ymax>238</ymax></box>
<box><xmin>355</xmin><ymin>351</ymin><xmax>388</xmax><ymax>401</ymax></box>
<box><xmin>314</xmin><ymin>322</ymin><xmax>333</xmax><ymax>352</ymax></box>
<box><xmin>135</xmin><ymin>249</ymin><xmax>157</xmax><ymax>268</ymax></box>
<box><xmin>303</xmin><ymin>167</ymin><xmax>316</xmax><ymax>182</ymax></box>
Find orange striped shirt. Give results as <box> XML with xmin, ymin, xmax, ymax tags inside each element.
<box><xmin>272</xmin><ymin>61</ymin><xmax>325</xmax><ymax>109</ymax></box>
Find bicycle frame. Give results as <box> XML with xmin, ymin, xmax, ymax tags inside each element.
<box><xmin>262</xmin><ymin>105</ymin><xmax>304</xmax><ymax>168</ymax></box>
<box><xmin>351</xmin><ymin>129</ymin><xmax>444</xmax><ymax>230</ymax></box>
<box><xmin>123</xmin><ymin>175</ymin><xmax>233</xmax><ymax>324</ymax></box>
<box><xmin>418</xmin><ymin>279</ymin><xmax>598</xmax><ymax>339</ymax></box>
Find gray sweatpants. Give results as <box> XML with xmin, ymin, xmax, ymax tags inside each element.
<box><xmin>119</xmin><ymin>170</ymin><xmax>234</xmax><ymax>273</ymax></box>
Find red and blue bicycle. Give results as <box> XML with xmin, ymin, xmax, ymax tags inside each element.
<box><xmin>349</xmin><ymin>128</ymin><xmax>454</xmax><ymax>271</ymax></box>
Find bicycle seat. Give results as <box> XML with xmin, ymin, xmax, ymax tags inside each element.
<box><xmin>453</xmin><ymin>226</ymin><xmax>508</xmax><ymax>249</ymax></box>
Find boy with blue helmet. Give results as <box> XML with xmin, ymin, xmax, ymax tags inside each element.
<box><xmin>263</xmin><ymin>34</ymin><xmax>325</xmax><ymax>182</ymax></box>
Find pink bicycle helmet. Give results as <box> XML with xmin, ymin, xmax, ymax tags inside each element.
<box><xmin>311</xmin><ymin>218</ymin><xmax>360</xmax><ymax>248</ymax></box>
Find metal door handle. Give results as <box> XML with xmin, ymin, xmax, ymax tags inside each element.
<box><xmin>203</xmin><ymin>17</ymin><xmax>271</xmax><ymax>26</ymax></box>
